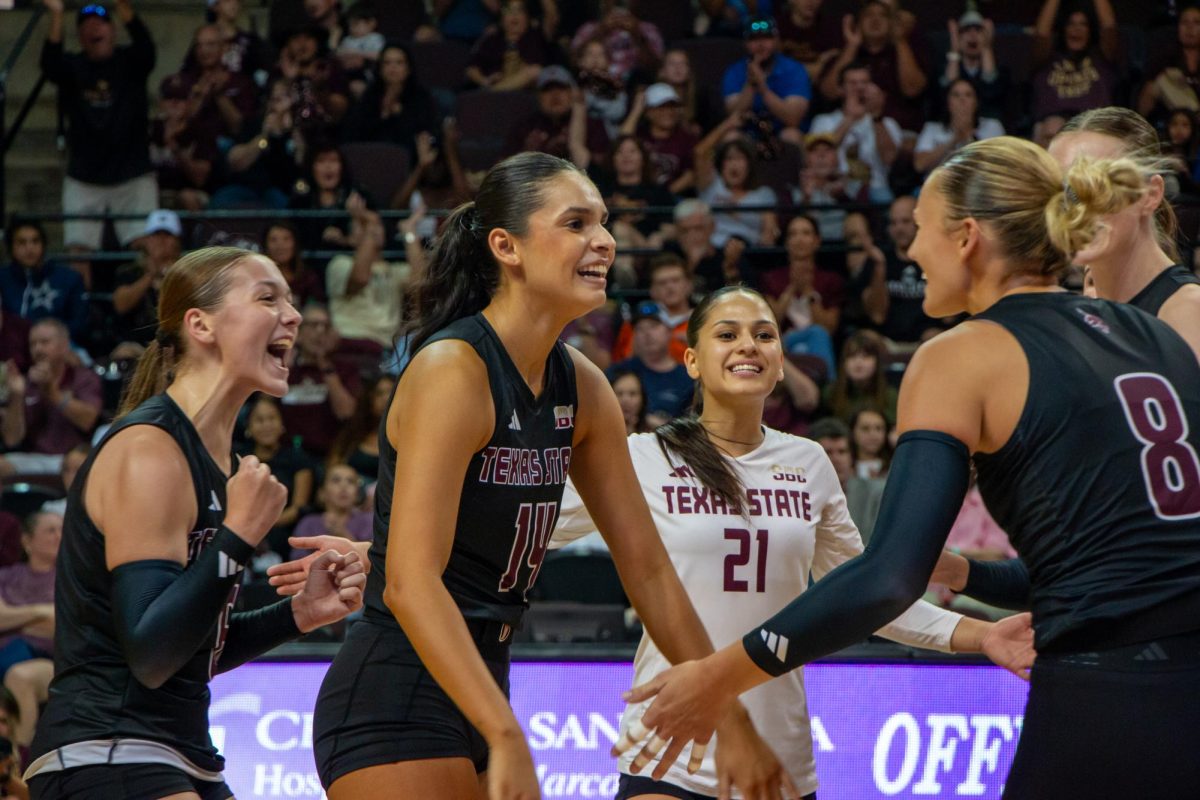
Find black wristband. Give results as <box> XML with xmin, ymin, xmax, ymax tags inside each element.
<box><xmin>212</xmin><ymin>523</ymin><xmax>256</xmax><ymax>568</ymax></box>
<box><xmin>961</xmin><ymin>557</ymin><xmax>1031</xmax><ymax>610</ymax></box>
<box><xmin>215</xmin><ymin>599</ymin><xmax>302</xmax><ymax>673</ymax></box>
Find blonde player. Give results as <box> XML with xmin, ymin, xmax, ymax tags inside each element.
<box><xmin>553</xmin><ymin>286</ymin><xmax>1033</xmax><ymax>800</ymax></box>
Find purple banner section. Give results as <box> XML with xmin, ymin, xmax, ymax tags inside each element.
<box><xmin>209</xmin><ymin>661</ymin><xmax>1029</xmax><ymax>799</ymax></box>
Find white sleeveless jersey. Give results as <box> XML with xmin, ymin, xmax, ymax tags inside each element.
<box><xmin>552</xmin><ymin>428</ymin><xmax>963</xmax><ymax>797</ymax></box>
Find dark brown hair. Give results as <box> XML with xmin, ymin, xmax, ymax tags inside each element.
<box><xmin>327</xmin><ymin>374</ymin><xmax>395</xmax><ymax>470</ymax></box>
<box><xmin>828</xmin><ymin>330</ymin><xmax>889</xmax><ymax>421</ymax></box>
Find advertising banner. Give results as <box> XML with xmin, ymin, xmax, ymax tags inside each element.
<box><xmin>210</xmin><ymin>660</ymin><xmax>1029</xmax><ymax>799</ymax></box>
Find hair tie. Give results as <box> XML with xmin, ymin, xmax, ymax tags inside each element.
<box><xmin>459</xmin><ymin>204</ymin><xmax>481</xmax><ymax>235</ymax></box>
<box><xmin>1063</xmin><ymin>180</ymin><xmax>1080</xmax><ymax>207</ymax></box>
<box><xmin>155</xmin><ymin>329</ymin><xmax>175</xmax><ymax>349</ymax></box>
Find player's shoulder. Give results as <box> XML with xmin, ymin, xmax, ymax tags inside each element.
<box><xmin>760</xmin><ymin>428</ymin><xmax>840</xmax><ymax>482</ymax></box>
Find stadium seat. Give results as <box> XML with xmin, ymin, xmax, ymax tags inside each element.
<box><xmin>341</xmin><ymin>142</ymin><xmax>411</xmax><ymax>209</ymax></box>
<box><xmin>409</xmin><ymin>40</ymin><xmax>473</xmax><ymax>91</ymax></box>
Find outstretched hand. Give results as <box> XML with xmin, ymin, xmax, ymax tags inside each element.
<box><xmin>981</xmin><ymin>612</ymin><xmax>1036</xmax><ymax>681</ymax></box>
<box><xmin>267</xmin><ymin>536</ymin><xmax>372</xmax><ymax>596</ymax></box>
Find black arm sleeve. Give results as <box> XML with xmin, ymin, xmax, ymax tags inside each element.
<box><xmin>110</xmin><ymin>525</ymin><xmax>254</xmax><ymax>689</ymax></box>
<box><xmin>743</xmin><ymin>430</ymin><xmax>970</xmax><ymax>677</ymax></box>
<box><xmin>214</xmin><ymin>599</ymin><xmax>301</xmax><ymax>674</ymax></box>
<box><xmin>961</xmin><ymin>557</ymin><xmax>1032</xmax><ymax>610</ymax></box>
<box><xmin>124</xmin><ymin>15</ymin><xmax>156</xmax><ymax>75</ymax></box>
<box><xmin>40</xmin><ymin>39</ymin><xmax>66</xmax><ymax>85</ymax></box>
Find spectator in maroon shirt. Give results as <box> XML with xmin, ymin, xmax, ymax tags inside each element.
<box><xmin>0</xmin><ymin>312</ymin><xmax>31</xmax><ymax>377</ymax></box>
<box><xmin>465</xmin><ymin>1</ymin><xmax>549</xmax><ymax>91</ymax></box>
<box><xmin>166</xmin><ymin>24</ymin><xmax>259</xmax><ymax>152</ymax></box>
<box><xmin>149</xmin><ymin>77</ymin><xmax>217</xmax><ymax>210</ymax></box>
<box><xmin>280</xmin><ymin>304</ymin><xmax>360</xmax><ymax>459</ymax></box>
<box><xmin>505</xmin><ymin>66</ymin><xmax>610</xmax><ymax>170</ymax></box>
<box><xmin>621</xmin><ymin>82</ymin><xmax>698</xmax><ymax>194</ymax></box>
<box><xmin>0</xmin><ymin>319</ymin><xmax>102</xmax><ymax>478</ymax></box>
<box><xmin>778</xmin><ymin>0</ymin><xmax>844</xmax><ymax>82</ymax></box>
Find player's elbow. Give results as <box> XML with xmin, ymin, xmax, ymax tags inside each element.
<box><xmin>128</xmin><ymin>655</ymin><xmax>171</xmax><ymax>690</ymax></box>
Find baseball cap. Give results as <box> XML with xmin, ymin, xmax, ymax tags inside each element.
<box><xmin>631</xmin><ymin>300</ymin><xmax>667</xmax><ymax>326</ymax></box>
<box><xmin>644</xmin><ymin>83</ymin><xmax>681</xmax><ymax>109</ymax></box>
<box><xmin>744</xmin><ymin>16</ymin><xmax>777</xmax><ymax>39</ymax></box>
<box><xmin>537</xmin><ymin>65</ymin><xmax>577</xmax><ymax>90</ymax></box>
<box><xmin>959</xmin><ymin>10</ymin><xmax>985</xmax><ymax>29</ymax></box>
<box><xmin>804</xmin><ymin>132</ymin><xmax>838</xmax><ymax>150</ymax></box>
<box><xmin>144</xmin><ymin>209</ymin><xmax>182</xmax><ymax>238</ymax></box>
<box><xmin>77</xmin><ymin>4</ymin><xmax>113</xmax><ymax>24</ymax></box>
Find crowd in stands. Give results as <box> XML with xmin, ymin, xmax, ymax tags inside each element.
<box><xmin>4</xmin><ymin>0</ymin><xmax>1200</xmax><ymax>651</ymax></box>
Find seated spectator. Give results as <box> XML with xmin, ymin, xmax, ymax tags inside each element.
<box><xmin>850</xmin><ymin>404</ymin><xmax>891</xmax><ymax>479</ymax></box>
<box><xmin>0</xmin><ymin>221</ymin><xmax>88</xmax><ymax>346</ymax></box>
<box><xmin>112</xmin><ymin>210</ymin><xmax>181</xmax><ymax>345</ymax></box>
<box><xmin>575</xmin><ymin>38</ymin><xmax>630</xmax><ymax>140</ymax></box>
<box><xmin>37</xmin><ymin>442</ymin><xmax>88</xmax><ymax>517</ymax></box>
<box><xmin>433</xmin><ymin>0</ymin><xmax>499</xmax><ymax>43</ymax></box>
<box><xmin>1138</xmin><ymin>5</ymin><xmax>1200</xmax><ymax>124</ymax></box>
<box><xmin>939</xmin><ymin>9</ymin><xmax>1008</xmax><ymax>123</ymax></box>
<box><xmin>695</xmin><ymin>119</ymin><xmax>780</xmax><ymax>248</ymax></box>
<box><xmin>392</xmin><ymin>124</ymin><xmax>471</xmax><ymax>237</ymax></box>
<box><xmin>571</xmin><ymin>0</ymin><xmax>664</xmax><ymax>84</ymax></box>
<box><xmin>620</xmin><ymin>82</ymin><xmax>698</xmax><ymax>194</ymax></box>
<box><xmin>0</xmin><ymin>320</ymin><xmax>101</xmax><ymax>477</ymax></box>
<box><xmin>149</xmin><ymin>78</ymin><xmax>217</xmax><ymax>211</ymax></box>
<box><xmin>913</xmin><ymin>78</ymin><xmax>1004</xmax><ymax>174</ymax></box>
<box><xmin>1030</xmin><ymin>0</ymin><xmax>1119</xmax><ymax>123</ymax></box>
<box><xmin>810</xmin><ymin>62</ymin><xmax>900</xmax><ymax>203</ymax></box>
<box><xmin>336</xmin><ymin>1</ymin><xmax>386</xmax><ymax>97</ymax></box>
<box><xmin>765</xmin><ymin>215</ymin><xmax>841</xmax><ymax>375</ymax></box>
<box><xmin>606</xmin><ymin>301</ymin><xmax>694</xmax><ymax>423</ymax></box>
<box><xmin>290</xmin><ymin>463</ymin><xmax>373</xmax><ymax>560</ymax></box>
<box><xmin>339</xmin><ymin>42</ymin><xmax>433</xmax><ymax>156</ymax></box>
<box><xmin>612</xmin><ymin>253</ymin><xmax>694</xmax><ymax>363</ymax></box>
<box><xmin>237</xmin><ymin>395</ymin><xmax>315</xmax><ymax>561</ymax></box>
<box><xmin>265</xmin><ymin>222</ymin><xmax>326</xmax><ymax>310</ymax></box>
<box><xmin>777</xmin><ymin>0</ymin><xmax>843</xmax><ymax>81</ymax></box>
<box><xmin>325</xmin><ymin>208</ymin><xmax>423</xmax><ymax>354</ymax></box>
<box><xmin>288</xmin><ymin>143</ymin><xmax>371</xmax><ymax>251</ymax></box>
<box><xmin>200</xmin><ymin>0</ymin><xmax>270</xmax><ymax>82</ymax></box>
<box><xmin>168</xmin><ymin>25</ymin><xmax>258</xmax><ymax>153</ymax></box>
<box><xmin>328</xmin><ymin>375</ymin><xmax>395</xmax><ymax>482</ymax></box>
<box><xmin>216</xmin><ymin>79</ymin><xmax>306</xmax><ymax>210</ymax></box>
<box><xmin>597</xmin><ymin>136</ymin><xmax>674</xmax><ymax>284</ymax></box>
<box><xmin>664</xmin><ymin>198</ymin><xmax>750</xmax><ymax>292</ymax></box>
<box><xmin>819</xmin><ymin>1</ymin><xmax>928</xmax><ymax>135</ymax></box>
<box><xmin>850</xmin><ymin>194</ymin><xmax>939</xmax><ymax>344</ymax></box>
<box><xmin>761</xmin><ymin>354</ymin><xmax>822</xmax><ymax>437</ymax></box>
<box><xmin>792</xmin><ymin>131</ymin><xmax>868</xmax><ymax>241</ymax></box>
<box><xmin>610</xmin><ymin>368</ymin><xmax>654</xmax><ymax>435</ymax></box>
<box><xmin>822</xmin><ymin>329</ymin><xmax>897</xmax><ymax>424</ymax></box>
<box><xmin>1164</xmin><ymin>109</ymin><xmax>1200</xmax><ymax>195</ymax></box>
<box><xmin>465</xmin><ymin>1</ymin><xmax>548</xmax><ymax>91</ymax></box>
<box><xmin>0</xmin><ymin>511</ymin><xmax>59</xmax><ymax>748</ymax></box>
<box><xmin>505</xmin><ymin>66</ymin><xmax>610</xmax><ymax>170</ymax></box>
<box><xmin>656</xmin><ymin>48</ymin><xmax>717</xmax><ymax>135</ymax></box>
<box><xmin>722</xmin><ymin>16</ymin><xmax>811</xmax><ymax>146</ymax></box>
<box><xmin>275</xmin><ymin>26</ymin><xmax>351</xmax><ymax>128</ymax></box>
<box><xmin>280</xmin><ymin>304</ymin><xmax>360</xmax><ymax>459</ymax></box>
<box><xmin>810</xmin><ymin>416</ymin><xmax>885</xmax><ymax>541</ymax></box>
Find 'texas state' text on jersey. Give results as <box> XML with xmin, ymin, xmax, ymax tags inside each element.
<box><xmin>364</xmin><ymin>313</ymin><xmax>578</xmax><ymax>628</ymax></box>
<box><xmin>32</xmin><ymin>394</ymin><xmax>232</xmax><ymax>773</ymax></box>
<box><xmin>973</xmin><ymin>293</ymin><xmax>1200</xmax><ymax>654</ymax></box>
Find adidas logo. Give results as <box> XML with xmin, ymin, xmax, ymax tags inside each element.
<box><xmin>209</xmin><ymin>491</ymin><xmax>222</xmax><ymax>512</ymax></box>
<box><xmin>217</xmin><ymin>552</ymin><xmax>242</xmax><ymax>579</ymax></box>
<box><xmin>760</xmin><ymin>628</ymin><xmax>789</xmax><ymax>662</ymax></box>
<box><xmin>508</xmin><ymin>410</ymin><xmax>521</xmax><ymax>431</ymax></box>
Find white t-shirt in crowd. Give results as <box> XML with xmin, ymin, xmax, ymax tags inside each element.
<box><xmin>914</xmin><ymin>117</ymin><xmax>1005</xmax><ymax>164</ymax></box>
<box><xmin>808</xmin><ymin>111</ymin><xmax>903</xmax><ymax>192</ymax></box>
<box><xmin>325</xmin><ymin>254</ymin><xmax>409</xmax><ymax>347</ymax></box>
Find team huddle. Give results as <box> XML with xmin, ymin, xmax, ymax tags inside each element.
<box><xmin>23</xmin><ymin>105</ymin><xmax>1200</xmax><ymax>800</ymax></box>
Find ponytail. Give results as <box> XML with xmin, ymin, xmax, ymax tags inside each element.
<box><xmin>118</xmin><ymin>333</ymin><xmax>179</xmax><ymax>418</ymax></box>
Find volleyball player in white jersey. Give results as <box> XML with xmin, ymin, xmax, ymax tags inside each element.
<box><xmin>552</xmin><ymin>286</ymin><xmax>1033</xmax><ymax>800</ymax></box>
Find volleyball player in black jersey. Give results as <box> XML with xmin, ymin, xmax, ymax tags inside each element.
<box><xmin>26</xmin><ymin>248</ymin><xmax>366</xmax><ymax>800</ymax></box>
<box><xmin>613</xmin><ymin>137</ymin><xmax>1200</xmax><ymax>798</ymax></box>
<box><xmin>310</xmin><ymin>152</ymin><xmax>790</xmax><ymax>800</ymax></box>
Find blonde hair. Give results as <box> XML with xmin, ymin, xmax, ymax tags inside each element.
<box><xmin>1059</xmin><ymin>106</ymin><xmax>1180</xmax><ymax>261</ymax></box>
<box><xmin>932</xmin><ymin>136</ymin><xmax>1151</xmax><ymax>277</ymax></box>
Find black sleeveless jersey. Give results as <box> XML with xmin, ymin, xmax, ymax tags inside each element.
<box><xmin>1129</xmin><ymin>264</ymin><xmax>1200</xmax><ymax>316</ymax></box>
<box><xmin>31</xmin><ymin>394</ymin><xmax>232</xmax><ymax>772</ymax></box>
<box><xmin>973</xmin><ymin>293</ymin><xmax>1200</xmax><ymax>654</ymax></box>
<box><xmin>363</xmin><ymin>314</ymin><xmax>578</xmax><ymax>628</ymax></box>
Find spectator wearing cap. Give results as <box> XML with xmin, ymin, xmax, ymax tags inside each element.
<box><xmin>465</xmin><ymin>1</ymin><xmax>549</xmax><ymax>91</ymax></box>
<box><xmin>722</xmin><ymin>17</ymin><xmax>811</xmax><ymax>144</ymax></box>
<box><xmin>792</xmin><ymin>131</ymin><xmax>867</xmax><ymax>241</ymax></box>
<box><xmin>818</xmin><ymin>0</ymin><xmax>928</xmax><ymax>136</ymax></box>
<box><xmin>1030</xmin><ymin>0</ymin><xmax>1119</xmax><ymax>123</ymax></box>
<box><xmin>913</xmin><ymin>78</ymin><xmax>1004</xmax><ymax>175</ymax></box>
<box><xmin>111</xmin><ymin>210</ymin><xmax>182</xmax><ymax>346</ymax></box>
<box><xmin>0</xmin><ymin>221</ymin><xmax>89</xmax><ymax>346</ymax></box>
<box><xmin>0</xmin><ymin>319</ymin><xmax>102</xmax><ymax>478</ymax></box>
<box><xmin>611</xmin><ymin>253</ymin><xmax>695</xmax><ymax>364</ymax></box>
<box><xmin>809</xmin><ymin>61</ymin><xmax>901</xmax><ymax>203</ymax></box>
<box><xmin>505</xmin><ymin>66</ymin><xmax>610</xmax><ymax>170</ymax></box>
<box><xmin>571</xmin><ymin>0</ymin><xmax>664</xmax><ymax>84</ymax></box>
<box><xmin>606</xmin><ymin>301</ymin><xmax>694</xmax><ymax>423</ymax></box>
<box><xmin>939</xmin><ymin>8</ymin><xmax>1008</xmax><ymax>122</ymax></box>
<box><xmin>39</xmin><ymin>0</ymin><xmax>157</xmax><ymax>284</ymax></box>
<box><xmin>622</xmin><ymin>82</ymin><xmax>699</xmax><ymax>193</ymax></box>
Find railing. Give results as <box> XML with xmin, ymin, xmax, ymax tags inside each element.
<box><xmin>0</xmin><ymin>4</ymin><xmax>48</xmax><ymax>223</ymax></box>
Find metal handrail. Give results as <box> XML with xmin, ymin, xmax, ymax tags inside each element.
<box><xmin>1</xmin><ymin>5</ymin><xmax>49</xmax><ymax>223</ymax></box>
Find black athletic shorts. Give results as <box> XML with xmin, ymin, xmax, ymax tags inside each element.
<box><xmin>313</xmin><ymin>617</ymin><xmax>512</xmax><ymax>789</ymax></box>
<box><xmin>28</xmin><ymin>763</ymin><xmax>233</xmax><ymax>800</ymax></box>
<box><xmin>616</xmin><ymin>774</ymin><xmax>816</xmax><ymax>800</ymax></box>
<box><xmin>1004</xmin><ymin>629</ymin><xmax>1200</xmax><ymax>799</ymax></box>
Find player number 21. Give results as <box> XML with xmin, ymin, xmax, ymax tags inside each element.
<box><xmin>724</xmin><ymin>528</ymin><xmax>768</xmax><ymax>592</ymax></box>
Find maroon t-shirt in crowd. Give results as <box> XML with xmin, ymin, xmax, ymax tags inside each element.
<box><xmin>506</xmin><ymin>112</ymin><xmax>611</xmax><ymax>170</ymax></box>
<box><xmin>0</xmin><ymin>563</ymin><xmax>55</xmax><ymax>654</ymax></box>
<box><xmin>859</xmin><ymin>42</ymin><xmax>928</xmax><ymax>133</ymax></box>
<box><xmin>639</xmin><ymin>125</ymin><xmax>697</xmax><ymax>188</ymax></box>
<box><xmin>777</xmin><ymin>9</ymin><xmax>844</xmax><ymax>72</ymax></box>
<box><xmin>0</xmin><ymin>314</ymin><xmax>31</xmax><ymax>374</ymax></box>
<box><xmin>279</xmin><ymin>360</ymin><xmax>362</xmax><ymax>458</ymax></box>
<box><xmin>0</xmin><ymin>513</ymin><xmax>23</xmax><ymax>569</ymax></box>
<box><xmin>23</xmin><ymin>364</ymin><xmax>102</xmax><ymax>455</ymax></box>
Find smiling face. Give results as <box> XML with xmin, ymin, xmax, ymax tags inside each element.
<box><xmin>685</xmin><ymin>291</ymin><xmax>784</xmax><ymax>407</ymax></box>
<box><xmin>324</xmin><ymin>464</ymin><xmax>361</xmax><ymax>512</ymax></box>
<box><xmin>79</xmin><ymin>16</ymin><xmax>115</xmax><ymax>61</ymax></box>
<box><xmin>246</xmin><ymin>397</ymin><xmax>285</xmax><ymax>448</ymax></box>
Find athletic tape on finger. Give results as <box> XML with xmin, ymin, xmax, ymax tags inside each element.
<box><xmin>613</xmin><ymin>718</ymin><xmax>652</xmax><ymax>755</ymax></box>
<box><xmin>687</xmin><ymin>740</ymin><xmax>708</xmax><ymax>773</ymax></box>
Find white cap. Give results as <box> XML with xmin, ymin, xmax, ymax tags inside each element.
<box><xmin>144</xmin><ymin>209</ymin><xmax>182</xmax><ymax>238</ymax></box>
<box><xmin>644</xmin><ymin>82</ymin><xmax>681</xmax><ymax>108</ymax></box>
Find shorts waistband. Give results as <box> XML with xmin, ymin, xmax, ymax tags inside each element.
<box><xmin>465</xmin><ymin>617</ymin><xmax>514</xmax><ymax>645</ymax></box>
<box><xmin>1043</xmin><ymin>628</ymin><xmax>1200</xmax><ymax>670</ymax></box>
